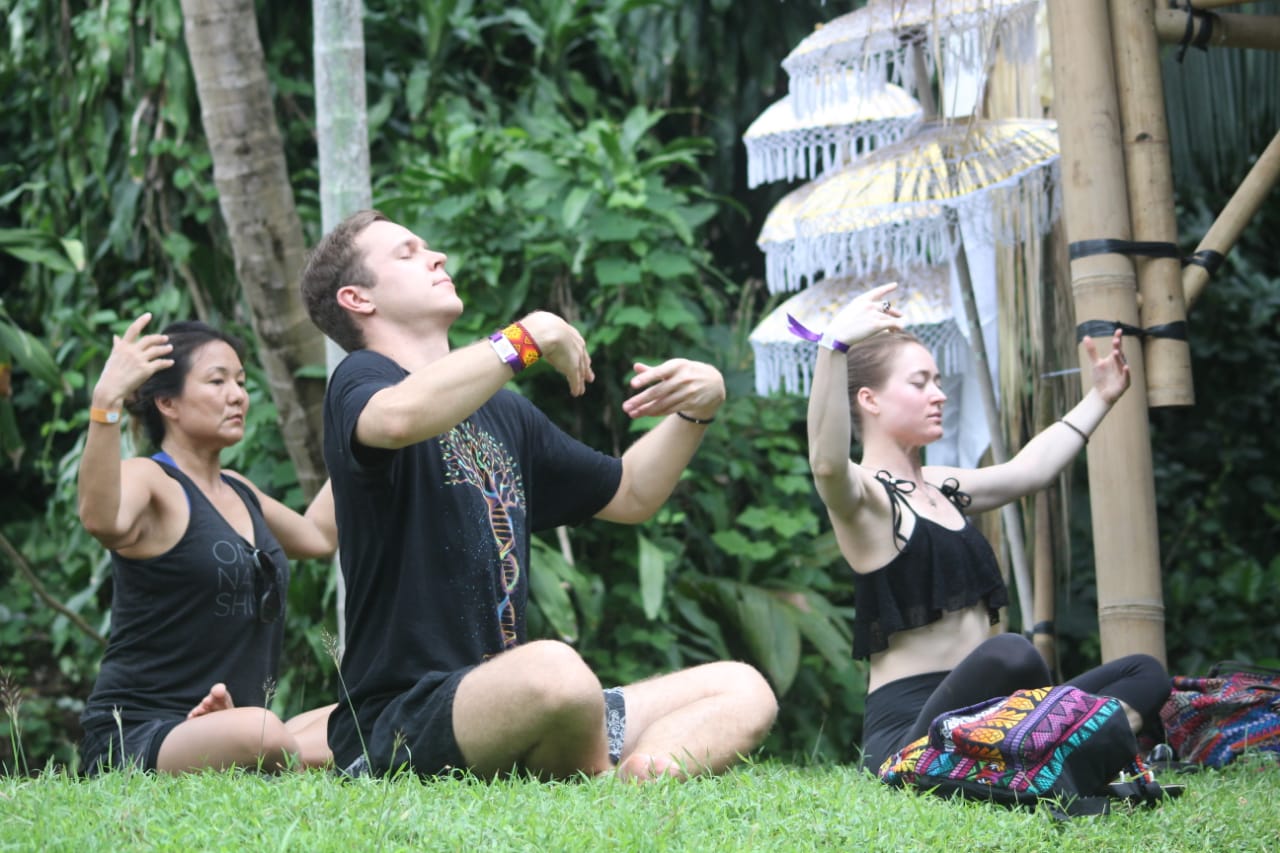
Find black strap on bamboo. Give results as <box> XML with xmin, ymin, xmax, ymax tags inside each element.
<box><xmin>1174</xmin><ymin>2</ymin><xmax>1216</xmax><ymax>63</ymax></box>
<box><xmin>1029</xmin><ymin>620</ymin><xmax>1054</xmax><ymax>637</ymax></box>
<box><xmin>1183</xmin><ymin>248</ymin><xmax>1225</xmax><ymax>276</ymax></box>
<box><xmin>1067</xmin><ymin>239</ymin><xmax>1181</xmax><ymax>262</ymax></box>
<box><xmin>1075</xmin><ymin>319</ymin><xmax>1187</xmax><ymax>343</ymax></box>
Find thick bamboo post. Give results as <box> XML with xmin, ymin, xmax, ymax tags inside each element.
<box><xmin>1185</xmin><ymin>130</ymin><xmax>1280</xmax><ymax>308</ymax></box>
<box><xmin>1111</xmin><ymin>0</ymin><xmax>1193</xmax><ymax>407</ymax></box>
<box><xmin>1045</xmin><ymin>0</ymin><xmax>1167</xmax><ymax>665</ymax></box>
<box><xmin>1154</xmin><ymin>8</ymin><xmax>1280</xmax><ymax>51</ymax></box>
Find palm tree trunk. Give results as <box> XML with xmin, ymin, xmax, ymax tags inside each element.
<box><xmin>181</xmin><ymin>0</ymin><xmax>326</xmax><ymax>497</ymax></box>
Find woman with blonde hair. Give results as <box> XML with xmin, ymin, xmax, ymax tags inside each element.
<box><xmin>806</xmin><ymin>282</ymin><xmax>1169</xmax><ymax>772</ymax></box>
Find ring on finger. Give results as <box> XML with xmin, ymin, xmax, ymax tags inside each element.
<box><xmin>880</xmin><ymin>300</ymin><xmax>891</xmax><ymax>313</ymax></box>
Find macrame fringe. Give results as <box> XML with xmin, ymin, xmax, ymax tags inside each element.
<box><xmin>745</xmin><ymin>116</ymin><xmax>925</xmax><ymax>187</ymax></box>
<box><xmin>793</xmin><ymin>162</ymin><xmax>1060</xmax><ymax>280</ymax></box>
<box><xmin>783</xmin><ymin>2</ymin><xmax>1039</xmax><ymax>119</ymax></box>
<box><xmin>752</xmin><ymin>318</ymin><xmax>969</xmax><ymax>397</ymax></box>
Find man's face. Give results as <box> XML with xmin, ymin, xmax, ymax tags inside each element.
<box><xmin>354</xmin><ymin>219</ymin><xmax>462</xmax><ymax>328</ymax></box>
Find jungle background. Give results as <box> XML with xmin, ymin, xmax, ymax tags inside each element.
<box><xmin>1</xmin><ymin>0</ymin><xmax>1277</xmax><ymax>773</ymax></box>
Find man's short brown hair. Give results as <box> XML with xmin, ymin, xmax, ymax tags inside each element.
<box><xmin>299</xmin><ymin>209</ymin><xmax>388</xmax><ymax>352</ymax></box>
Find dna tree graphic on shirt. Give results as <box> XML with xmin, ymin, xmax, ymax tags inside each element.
<box><xmin>440</xmin><ymin>421</ymin><xmax>526</xmax><ymax>650</ymax></box>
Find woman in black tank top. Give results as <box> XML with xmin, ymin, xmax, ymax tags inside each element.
<box><xmin>77</xmin><ymin>315</ymin><xmax>338</xmax><ymax>775</ymax></box>
<box><xmin>804</xmin><ymin>283</ymin><xmax>1169</xmax><ymax>772</ymax></box>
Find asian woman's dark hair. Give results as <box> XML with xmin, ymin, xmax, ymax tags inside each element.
<box><xmin>124</xmin><ymin>321</ymin><xmax>246</xmax><ymax>449</ymax></box>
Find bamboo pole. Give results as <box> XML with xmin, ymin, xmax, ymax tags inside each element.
<box><xmin>1111</xmin><ymin>0</ymin><xmax>1193</xmax><ymax>407</ymax></box>
<box><xmin>1185</xmin><ymin>130</ymin><xmax>1280</xmax><ymax>308</ymax></box>
<box><xmin>951</xmin><ymin>213</ymin><xmax>1035</xmax><ymax>631</ymax></box>
<box><xmin>1046</xmin><ymin>0</ymin><xmax>1167</xmax><ymax>665</ymax></box>
<box><xmin>1182</xmin><ymin>0</ymin><xmax>1271</xmax><ymax>9</ymax></box>
<box><xmin>1154</xmin><ymin>9</ymin><xmax>1280</xmax><ymax>51</ymax></box>
<box><xmin>1032</xmin><ymin>491</ymin><xmax>1057</xmax><ymax>674</ymax></box>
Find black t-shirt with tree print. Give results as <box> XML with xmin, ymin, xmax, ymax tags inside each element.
<box><xmin>323</xmin><ymin>350</ymin><xmax>622</xmax><ymax>767</ymax></box>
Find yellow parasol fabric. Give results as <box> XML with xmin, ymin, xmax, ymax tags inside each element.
<box><xmin>792</xmin><ymin>118</ymin><xmax>1059</xmax><ymax>279</ymax></box>
<box><xmin>758</xmin><ymin>177</ymin><xmax>947</xmax><ymax>294</ymax></box>
<box><xmin>743</xmin><ymin>83</ymin><xmax>924</xmax><ymax>188</ymax></box>
<box><xmin>749</xmin><ymin>266</ymin><xmax>963</xmax><ymax>396</ymax></box>
<box><xmin>782</xmin><ymin>0</ymin><xmax>1041</xmax><ymax>117</ymax></box>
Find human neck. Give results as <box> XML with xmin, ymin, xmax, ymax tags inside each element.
<box><xmin>859</xmin><ymin>435</ymin><xmax>926</xmax><ymax>483</ymax></box>
<box><xmin>157</xmin><ymin>439</ymin><xmax>224</xmax><ymax>488</ymax></box>
<box><xmin>363</xmin><ymin>323</ymin><xmax>452</xmax><ymax>371</ymax></box>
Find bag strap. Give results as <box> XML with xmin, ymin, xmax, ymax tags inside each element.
<box><xmin>1208</xmin><ymin>660</ymin><xmax>1280</xmax><ymax>679</ymax></box>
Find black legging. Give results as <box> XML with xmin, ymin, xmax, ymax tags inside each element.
<box><xmin>861</xmin><ymin>633</ymin><xmax>1170</xmax><ymax>771</ymax></box>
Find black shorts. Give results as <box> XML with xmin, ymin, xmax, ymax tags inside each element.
<box><xmin>336</xmin><ymin>670</ymin><xmax>629</xmax><ymax>778</ymax></box>
<box><xmin>79</xmin><ymin>716</ymin><xmax>184</xmax><ymax>777</ymax></box>
<box><xmin>860</xmin><ymin>671</ymin><xmax>947</xmax><ymax>773</ymax></box>
<box><xmin>336</xmin><ymin>668</ymin><xmax>473</xmax><ymax>778</ymax></box>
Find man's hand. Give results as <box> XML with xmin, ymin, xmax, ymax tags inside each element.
<box><xmin>518</xmin><ymin>311</ymin><xmax>594</xmax><ymax>396</ymax></box>
<box><xmin>621</xmin><ymin>359</ymin><xmax>725</xmax><ymax>421</ymax></box>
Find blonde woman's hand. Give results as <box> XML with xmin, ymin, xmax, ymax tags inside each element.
<box><xmin>823</xmin><ymin>281</ymin><xmax>903</xmax><ymax>350</ymax></box>
<box><xmin>1085</xmin><ymin>328</ymin><xmax>1130</xmax><ymax>405</ymax></box>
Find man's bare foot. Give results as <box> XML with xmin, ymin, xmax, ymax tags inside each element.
<box><xmin>616</xmin><ymin>752</ymin><xmax>684</xmax><ymax>782</ymax></box>
<box><xmin>186</xmin><ymin>683</ymin><xmax>235</xmax><ymax>719</ymax></box>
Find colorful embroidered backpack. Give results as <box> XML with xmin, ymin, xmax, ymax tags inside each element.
<box><xmin>1161</xmin><ymin>661</ymin><xmax>1280</xmax><ymax>768</ymax></box>
<box><xmin>878</xmin><ymin>685</ymin><xmax>1176</xmax><ymax>817</ymax></box>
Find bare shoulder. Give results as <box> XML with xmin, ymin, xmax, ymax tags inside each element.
<box><xmin>829</xmin><ymin>464</ymin><xmax>899</xmax><ymax>574</ymax></box>
<box><xmin>112</xmin><ymin>457</ymin><xmax>189</xmax><ymax>557</ymax></box>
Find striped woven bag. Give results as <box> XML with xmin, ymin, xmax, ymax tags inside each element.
<box><xmin>1161</xmin><ymin>661</ymin><xmax>1280</xmax><ymax>768</ymax></box>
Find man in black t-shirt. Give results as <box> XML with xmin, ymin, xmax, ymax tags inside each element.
<box><xmin>300</xmin><ymin>209</ymin><xmax>777</xmax><ymax>780</ymax></box>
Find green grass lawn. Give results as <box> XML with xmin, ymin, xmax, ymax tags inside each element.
<box><xmin>2</xmin><ymin>758</ymin><xmax>1277</xmax><ymax>852</ymax></box>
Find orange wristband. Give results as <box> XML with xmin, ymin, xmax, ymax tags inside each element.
<box><xmin>89</xmin><ymin>407</ymin><xmax>122</xmax><ymax>425</ymax></box>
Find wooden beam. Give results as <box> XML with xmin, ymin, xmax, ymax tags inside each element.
<box><xmin>1184</xmin><ymin>130</ymin><xmax>1280</xmax><ymax>308</ymax></box>
<box><xmin>1155</xmin><ymin>8</ymin><xmax>1280</xmax><ymax>51</ymax></box>
<box><xmin>1113</xmin><ymin>0</ymin><xmax>1194</xmax><ymax>407</ymax></box>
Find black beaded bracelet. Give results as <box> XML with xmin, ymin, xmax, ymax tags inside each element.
<box><xmin>1060</xmin><ymin>418</ymin><xmax>1089</xmax><ymax>444</ymax></box>
<box><xmin>676</xmin><ymin>411</ymin><xmax>716</xmax><ymax>425</ymax></box>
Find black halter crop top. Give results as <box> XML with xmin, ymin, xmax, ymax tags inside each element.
<box><xmin>850</xmin><ymin>472</ymin><xmax>1008</xmax><ymax>659</ymax></box>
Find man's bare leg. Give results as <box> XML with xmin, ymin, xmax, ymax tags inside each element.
<box><xmin>614</xmin><ymin>661</ymin><xmax>777</xmax><ymax>782</ymax></box>
<box><xmin>452</xmin><ymin>640</ymin><xmax>612</xmax><ymax>779</ymax></box>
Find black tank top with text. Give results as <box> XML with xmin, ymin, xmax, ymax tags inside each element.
<box><xmin>80</xmin><ymin>460</ymin><xmax>288</xmax><ymax>729</ymax></box>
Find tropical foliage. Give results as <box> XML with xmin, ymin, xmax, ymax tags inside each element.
<box><xmin>1</xmin><ymin>0</ymin><xmax>1277</xmax><ymax>776</ymax></box>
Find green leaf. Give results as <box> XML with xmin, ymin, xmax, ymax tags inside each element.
<box><xmin>718</xmin><ymin>581</ymin><xmax>801</xmax><ymax>695</ymax></box>
<box><xmin>590</xmin><ymin>212</ymin><xmax>647</xmax><ymax>242</ymax></box>
<box><xmin>562</xmin><ymin>187</ymin><xmax>592</xmax><ymax>229</ymax></box>
<box><xmin>593</xmin><ymin>257</ymin><xmax>641</xmax><ymax>286</ymax></box>
<box><xmin>0</xmin><ymin>318</ymin><xmax>63</xmax><ymax>390</ymax></box>
<box><xmin>643</xmin><ymin>249</ymin><xmax>696</xmax><ymax>279</ymax></box>
<box><xmin>0</xmin><ymin>396</ymin><xmax>23</xmax><ymax>468</ymax></box>
<box><xmin>784</xmin><ymin>591</ymin><xmax>854</xmax><ymax>671</ymax></box>
<box><xmin>637</xmin><ymin>532</ymin><xmax>668</xmax><ymax>620</ymax></box>
<box><xmin>654</xmin><ymin>291</ymin><xmax>699</xmax><ymax>331</ymax></box>
<box><xmin>0</xmin><ymin>228</ymin><xmax>78</xmax><ymax>274</ymax></box>
<box><xmin>711</xmin><ymin>529</ymin><xmax>777</xmax><ymax>562</ymax></box>
<box><xmin>608</xmin><ymin>306</ymin><xmax>651</xmax><ymax>328</ymax></box>
<box><xmin>528</xmin><ymin>536</ymin><xmax>580</xmax><ymax>643</ymax></box>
